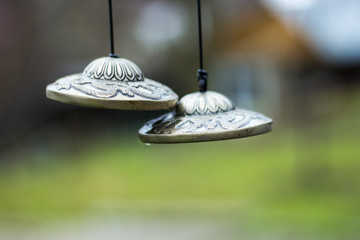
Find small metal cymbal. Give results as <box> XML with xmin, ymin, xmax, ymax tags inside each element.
<box><xmin>46</xmin><ymin>56</ymin><xmax>178</xmax><ymax>110</ymax></box>
<box><xmin>138</xmin><ymin>91</ymin><xmax>272</xmax><ymax>143</ymax></box>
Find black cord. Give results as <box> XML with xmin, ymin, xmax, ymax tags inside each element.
<box><xmin>197</xmin><ymin>0</ymin><xmax>204</xmax><ymax>70</ymax></box>
<box><xmin>108</xmin><ymin>0</ymin><xmax>118</xmax><ymax>58</ymax></box>
<box><xmin>197</xmin><ymin>0</ymin><xmax>207</xmax><ymax>92</ymax></box>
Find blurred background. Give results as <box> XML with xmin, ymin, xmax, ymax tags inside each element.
<box><xmin>1</xmin><ymin>0</ymin><xmax>360</xmax><ymax>239</ymax></box>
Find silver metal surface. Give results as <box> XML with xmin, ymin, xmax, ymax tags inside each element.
<box><xmin>139</xmin><ymin>91</ymin><xmax>272</xmax><ymax>143</ymax></box>
<box><xmin>46</xmin><ymin>57</ymin><xmax>178</xmax><ymax>110</ymax></box>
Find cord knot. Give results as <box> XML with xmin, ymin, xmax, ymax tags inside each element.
<box><xmin>197</xmin><ymin>69</ymin><xmax>207</xmax><ymax>92</ymax></box>
<box><xmin>109</xmin><ymin>53</ymin><xmax>119</xmax><ymax>58</ymax></box>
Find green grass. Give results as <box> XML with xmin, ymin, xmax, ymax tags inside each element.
<box><xmin>0</xmin><ymin>92</ymin><xmax>359</xmax><ymax>239</ymax></box>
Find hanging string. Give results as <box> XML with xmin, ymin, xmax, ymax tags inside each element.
<box><xmin>108</xmin><ymin>0</ymin><xmax>118</xmax><ymax>58</ymax></box>
<box><xmin>197</xmin><ymin>0</ymin><xmax>207</xmax><ymax>92</ymax></box>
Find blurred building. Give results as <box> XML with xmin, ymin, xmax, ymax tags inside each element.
<box><xmin>1</xmin><ymin>0</ymin><xmax>360</xmax><ymax>151</ymax></box>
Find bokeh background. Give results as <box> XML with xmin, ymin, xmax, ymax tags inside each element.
<box><xmin>1</xmin><ymin>0</ymin><xmax>360</xmax><ymax>239</ymax></box>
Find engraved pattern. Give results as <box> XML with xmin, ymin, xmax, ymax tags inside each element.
<box><xmin>177</xmin><ymin>91</ymin><xmax>235</xmax><ymax>115</ymax></box>
<box><xmin>144</xmin><ymin>108</ymin><xmax>271</xmax><ymax>134</ymax></box>
<box><xmin>84</xmin><ymin>57</ymin><xmax>144</xmax><ymax>81</ymax></box>
<box><xmin>53</xmin><ymin>74</ymin><xmax>173</xmax><ymax>100</ymax></box>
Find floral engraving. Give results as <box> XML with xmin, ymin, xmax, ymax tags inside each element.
<box><xmin>83</xmin><ymin>57</ymin><xmax>144</xmax><ymax>81</ymax></box>
<box><xmin>53</xmin><ymin>74</ymin><xmax>173</xmax><ymax>100</ymax></box>
<box><xmin>144</xmin><ymin>109</ymin><xmax>271</xmax><ymax>134</ymax></box>
<box><xmin>176</xmin><ymin>91</ymin><xmax>235</xmax><ymax>116</ymax></box>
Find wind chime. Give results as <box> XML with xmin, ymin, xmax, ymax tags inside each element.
<box><xmin>46</xmin><ymin>0</ymin><xmax>272</xmax><ymax>144</ymax></box>
<box><xmin>46</xmin><ymin>0</ymin><xmax>178</xmax><ymax>110</ymax></box>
